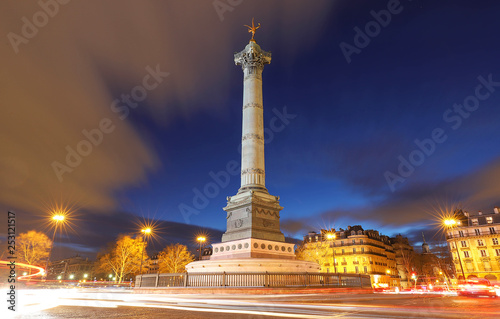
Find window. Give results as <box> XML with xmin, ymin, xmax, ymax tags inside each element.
<box><xmin>353</xmin><ymin>248</ymin><xmax>356</xmax><ymax>254</ymax></box>
<box><xmin>471</xmin><ymin>219</ymin><xmax>478</xmax><ymax>226</ymax></box>
<box><xmin>352</xmin><ymin>239</ymin><xmax>356</xmax><ymax>244</ymax></box>
<box><xmin>464</xmin><ymin>251</ymin><xmax>470</xmax><ymax>258</ymax></box>
<box><xmin>343</xmin><ymin>267</ymin><xmax>347</xmax><ymax>273</ymax></box>
<box><xmin>341</xmin><ymin>241</ymin><xmax>344</xmax><ymax>246</ymax></box>
<box><xmin>342</xmin><ymin>249</ymin><xmax>345</xmax><ymax>254</ymax></box>
<box><xmin>475</xmin><ymin>229</ymin><xmax>480</xmax><ymax>236</ymax></box>
<box><xmin>477</xmin><ymin>239</ymin><xmax>485</xmax><ymax>246</ymax></box>
<box><xmin>493</xmin><ymin>238</ymin><xmax>499</xmax><ymax>245</ymax></box>
<box><xmin>486</xmin><ymin>217</ymin><xmax>493</xmax><ymax>224</ymax></box>
<box><xmin>364</xmin><ymin>266</ymin><xmax>368</xmax><ymax>273</ymax></box>
<box><xmin>490</xmin><ymin>227</ymin><xmax>496</xmax><ymax>234</ymax></box>
<box><xmin>461</xmin><ymin>241</ymin><xmax>467</xmax><ymax>247</ymax></box>
<box><xmin>360</xmin><ymin>239</ymin><xmax>364</xmax><ymax>244</ymax></box>
<box><xmin>480</xmin><ymin>250</ymin><xmax>487</xmax><ymax>257</ymax></box>
<box><xmin>495</xmin><ymin>249</ymin><xmax>500</xmax><ymax>256</ymax></box>
<box><xmin>355</xmin><ymin>266</ymin><xmax>359</xmax><ymax>273</ymax></box>
<box><xmin>450</xmin><ymin>242</ymin><xmax>456</xmax><ymax>249</ymax></box>
<box><xmin>361</xmin><ymin>247</ymin><xmax>365</xmax><ymax>253</ymax></box>
<box><xmin>459</xmin><ymin>230</ymin><xmax>464</xmax><ymax>237</ymax></box>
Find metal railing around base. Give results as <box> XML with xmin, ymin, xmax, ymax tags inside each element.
<box><xmin>136</xmin><ymin>272</ymin><xmax>372</xmax><ymax>288</ymax></box>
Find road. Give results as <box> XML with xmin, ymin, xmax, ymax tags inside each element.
<box><xmin>4</xmin><ymin>288</ymin><xmax>500</xmax><ymax>318</ymax></box>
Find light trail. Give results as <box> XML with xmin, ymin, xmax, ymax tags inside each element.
<box><xmin>2</xmin><ymin>288</ymin><xmax>498</xmax><ymax>318</ymax></box>
<box><xmin>0</xmin><ymin>260</ymin><xmax>45</xmax><ymax>280</ymax></box>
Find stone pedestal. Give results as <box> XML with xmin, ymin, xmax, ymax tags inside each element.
<box><xmin>221</xmin><ymin>190</ymin><xmax>285</xmax><ymax>243</ymax></box>
<box><xmin>211</xmin><ymin>238</ymin><xmax>295</xmax><ymax>260</ymax></box>
<box><xmin>186</xmin><ymin>258</ymin><xmax>320</xmax><ymax>273</ymax></box>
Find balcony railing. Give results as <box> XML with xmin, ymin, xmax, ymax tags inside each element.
<box><xmin>446</xmin><ymin>231</ymin><xmax>497</xmax><ymax>239</ymax></box>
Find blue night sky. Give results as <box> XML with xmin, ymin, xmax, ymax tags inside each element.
<box><xmin>1</xmin><ymin>0</ymin><xmax>500</xmax><ymax>258</ymax></box>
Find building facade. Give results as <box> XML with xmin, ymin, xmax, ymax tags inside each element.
<box><xmin>300</xmin><ymin>226</ymin><xmax>400</xmax><ymax>287</ymax></box>
<box><xmin>48</xmin><ymin>255</ymin><xmax>93</xmax><ymax>281</ymax></box>
<box><xmin>390</xmin><ymin>235</ymin><xmax>414</xmax><ymax>288</ymax></box>
<box><xmin>446</xmin><ymin>207</ymin><xmax>500</xmax><ymax>282</ymax></box>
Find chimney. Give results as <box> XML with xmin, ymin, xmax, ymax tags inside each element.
<box><xmin>494</xmin><ymin>207</ymin><xmax>499</xmax><ymax>214</ymax></box>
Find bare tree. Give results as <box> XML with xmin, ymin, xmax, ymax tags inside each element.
<box><xmin>96</xmin><ymin>235</ymin><xmax>144</xmax><ymax>283</ymax></box>
<box><xmin>296</xmin><ymin>242</ymin><xmax>329</xmax><ymax>270</ymax></box>
<box><xmin>158</xmin><ymin>244</ymin><xmax>194</xmax><ymax>273</ymax></box>
<box><xmin>17</xmin><ymin>231</ymin><xmax>52</xmax><ymax>273</ymax></box>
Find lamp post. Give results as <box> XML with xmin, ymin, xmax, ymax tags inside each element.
<box><xmin>197</xmin><ymin>236</ymin><xmax>206</xmax><ymax>260</ymax></box>
<box><xmin>444</xmin><ymin>218</ymin><xmax>466</xmax><ymax>281</ymax></box>
<box><xmin>326</xmin><ymin>232</ymin><xmax>337</xmax><ymax>273</ymax></box>
<box><xmin>44</xmin><ymin>213</ymin><xmax>65</xmax><ymax>280</ymax></box>
<box><xmin>139</xmin><ymin>228</ymin><xmax>152</xmax><ymax>278</ymax></box>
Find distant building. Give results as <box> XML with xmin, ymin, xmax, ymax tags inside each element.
<box><xmin>147</xmin><ymin>253</ymin><xmax>159</xmax><ymax>274</ymax></box>
<box><xmin>446</xmin><ymin>207</ymin><xmax>500</xmax><ymax>282</ymax></box>
<box><xmin>201</xmin><ymin>247</ymin><xmax>212</xmax><ymax>260</ymax></box>
<box><xmin>48</xmin><ymin>255</ymin><xmax>93</xmax><ymax>280</ymax></box>
<box><xmin>301</xmin><ymin>226</ymin><xmax>400</xmax><ymax>288</ymax></box>
<box><xmin>389</xmin><ymin>234</ymin><xmax>415</xmax><ymax>288</ymax></box>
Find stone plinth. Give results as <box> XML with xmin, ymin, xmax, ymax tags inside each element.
<box><xmin>211</xmin><ymin>238</ymin><xmax>295</xmax><ymax>260</ymax></box>
<box><xmin>222</xmin><ymin>189</ymin><xmax>285</xmax><ymax>243</ymax></box>
<box><xmin>186</xmin><ymin>258</ymin><xmax>320</xmax><ymax>273</ymax></box>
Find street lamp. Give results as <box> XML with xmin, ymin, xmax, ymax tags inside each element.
<box><xmin>197</xmin><ymin>236</ymin><xmax>207</xmax><ymax>260</ymax></box>
<box><xmin>44</xmin><ymin>213</ymin><xmax>66</xmax><ymax>279</ymax></box>
<box><xmin>139</xmin><ymin>227</ymin><xmax>152</xmax><ymax>277</ymax></box>
<box><xmin>443</xmin><ymin>218</ymin><xmax>466</xmax><ymax>281</ymax></box>
<box><xmin>326</xmin><ymin>232</ymin><xmax>337</xmax><ymax>273</ymax></box>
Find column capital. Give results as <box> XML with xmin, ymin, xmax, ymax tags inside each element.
<box><xmin>234</xmin><ymin>41</ymin><xmax>271</xmax><ymax>72</ymax></box>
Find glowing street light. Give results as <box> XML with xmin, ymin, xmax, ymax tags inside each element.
<box><xmin>386</xmin><ymin>269</ymin><xmax>391</xmax><ymax>275</ymax></box>
<box><xmin>69</xmin><ymin>274</ymin><xmax>74</xmax><ymax>279</ymax></box>
<box><xmin>52</xmin><ymin>214</ymin><xmax>65</xmax><ymax>222</ymax></box>
<box><xmin>443</xmin><ymin>218</ymin><xmax>466</xmax><ymax>281</ymax></box>
<box><xmin>44</xmin><ymin>211</ymin><xmax>67</xmax><ymax>279</ymax></box>
<box><xmin>197</xmin><ymin>236</ymin><xmax>207</xmax><ymax>260</ymax></box>
<box><xmin>139</xmin><ymin>227</ymin><xmax>153</xmax><ymax>283</ymax></box>
<box><xmin>326</xmin><ymin>232</ymin><xmax>337</xmax><ymax>274</ymax></box>
<box><xmin>83</xmin><ymin>274</ymin><xmax>88</xmax><ymax>278</ymax></box>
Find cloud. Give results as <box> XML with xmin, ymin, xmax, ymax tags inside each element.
<box><xmin>282</xmin><ymin>156</ymin><xmax>500</xmax><ymax>236</ymax></box>
<box><xmin>0</xmin><ymin>1</ymin><xmax>335</xmax><ymax>219</ymax></box>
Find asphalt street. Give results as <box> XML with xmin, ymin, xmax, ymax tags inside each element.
<box><xmin>4</xmin><ymin>288</ymin><xmax>500</xmax><ymax>319</ymax></box>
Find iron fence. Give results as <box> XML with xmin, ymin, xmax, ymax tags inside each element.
<box><xmin>136</xmin><ymin>272</ymin><xmax>372</xmax><ymax>288</ymax></box>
